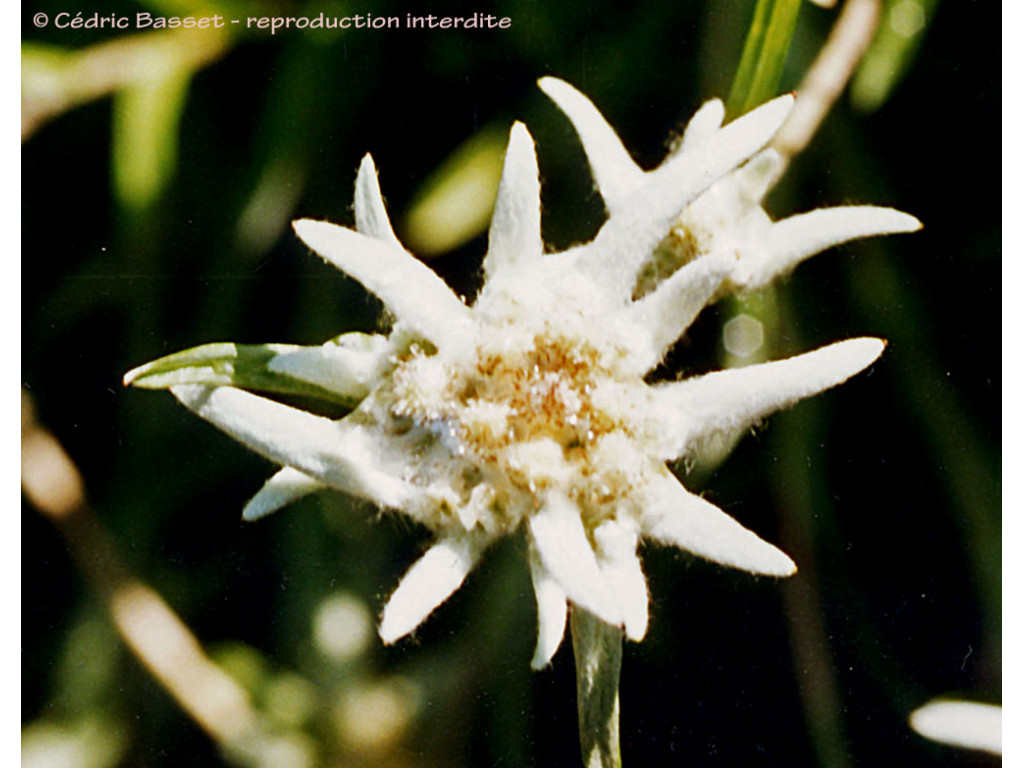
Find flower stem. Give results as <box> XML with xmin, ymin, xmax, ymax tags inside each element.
<box><xmin>570</xmin><ymin>608</ymin><xmax>623</xmax><ymax>768</ymax></box>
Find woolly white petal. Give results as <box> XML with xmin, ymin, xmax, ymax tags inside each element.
<box><xmin>909</xmin><ymin>700</ymin><xmax>1001</xmax><ymax>755</ymax></box>
<box><xmin>482</xmin><ymin>122</ymin><xmax>544</xmax><ymax>280</ymax></box>
<box><xmin>243</xmin><ymin>467</ymin><xmax>325</xmax><ymax>521</ymax></box>
<box><xmin>731</xmin><ymin>148</ymin><xmax>784</xmax><ymax>205</ymax></box>
<box><xmin>680</xmin><ymin>98</ymin><xmax>725</xmax><ymax>152</ymax></box>
<box><xmin>654</xmin><ymin>337</ymin><xmax>885</xmax><ymax>459</ymax></box>
<box><xmin>735</xmin><ymin>206</ymin><xmax>923</xmax><ymax>290</ymax></box>
<box><xmin>538</xmin><ymin>76</ymin><xmax>645</xmax><ymax>211</ymax></box>
<box><xmin>640</xmin><ymin>470</ymin><xmax>795</xmax><ymax>576</ymax></box>
<box><xmin>293</xmin><ymin>219</ymin><xmax>472</xmax><ymax>347</ymax></box>
<box><xmin>378</xmin><ymin>535</ymin><xmax>484</xmax><ymax>644</ymax></box>
<box><xmin>528</xmin><ymin>556</ymin><xmax>568</xmax><ymax>669</ymax></box>
<box><xmin>623</xmin><ymin>254</ymin><xmax>732</xmax><ymax>373</ymax></box>
<box><xmin>354</xmin><ymin>154</ymin><xmax>402</xmax><ymax>246</ymax></box>
<box><xmin>584</xmin><ymin>94</ymin><xmax>794</xmax><ymax>296</ymax></box>
<box><xmin>528</xmin><ymin>493</ymin><xmax>622</xmax><ymax>628</ymax></box>
<box><xmin>171</xmin><ymin>384</ymin><xmax>416</xmax><ymax>510</ymax></box>
<box><xmin>266</xmin><ymin>332</ymin><xmax>388</xmax><ymax>401</ymax></box>
<box><xmin>593</xmin><ymin>520</ymin><xmax>648</xmax><ymax>641</ymax></box>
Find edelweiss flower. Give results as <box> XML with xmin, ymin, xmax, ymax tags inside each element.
<box><xmin>536</xmin><ymin>77</ymin><xmax>920</xmax><ymax>296</ymax></box>
<box><xmin>125</xmin><ymin>78</ymin><xmax>919</xmax><ymax>669</ymax></box>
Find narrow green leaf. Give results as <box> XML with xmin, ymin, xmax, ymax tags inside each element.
<box><xmin>402</xmin><ymin>125</ymin><xmax>508</xmax><ymax>256</ymax></box>
<box><xmin>850</xmin><ymin>0</ymin><xmax>938</xmax><ymax>112</ymax></box>
<box><xmin>571</xmin><ymin>609</ymin><xmax>623</xmax><ymax>768</ymax></box>
<box><xmin>727</xmin><ymin>0</ymin><xmax>802</xmax><ymax>120</ymax></box>
<box><xmin>123</xmin><ymin>342</ymin><xmax>362</xmax><ymax>406</ymax></box>
<box><xmin>112</xmin><ymin>66</ymin><xmax>192</xmax><ymax>213</ymax></box>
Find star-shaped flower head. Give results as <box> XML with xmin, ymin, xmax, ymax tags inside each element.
<box><xmin>126</xmin><ymin>78</ymin><xmax>919</xmax><ymax>669</ymax></box>
<box><xmin>536</xmin><ymin>77</ymin><xmax>920</xmax><ymax>297</ymax></box>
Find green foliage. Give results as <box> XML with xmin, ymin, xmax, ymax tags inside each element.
<box><xmin>123</xmin><ymin>341</ymin><xmax>361</xmax><ymax>406</ymax></box>
<box><xmin>851</xmin><ymin>0</ymin><xmax>939</xmax><ymax>112</ymax></box>
<box><xmin>727</xmin><ymin>0</ymin><xmax>802</xmax><ymax>119</ymax></box>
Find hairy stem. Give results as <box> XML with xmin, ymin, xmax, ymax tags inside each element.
<box><xmin>571</xmin><ymin>608</ymin><xmax>624</xmax><ymax>768</ymax></box>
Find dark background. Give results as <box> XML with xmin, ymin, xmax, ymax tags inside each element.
<box><xmin>23</xmin><ymin>1</ymin><xmax>1000</xmax><ymax>766</ymax></box>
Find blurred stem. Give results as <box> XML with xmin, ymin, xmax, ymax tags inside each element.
<box><xmin>571</xmin><ymin>609</ymin><xmax>623</xmax><ymax>768</ymax></box>
<box><xmin>775</xmin><ymin>436</ymin><xmax>854</xmax><ymax>768</ymax></box>
<box><xmin>721</xmin><ymin>282</ymin><xmax>853</xmax><ymax>768</ymax></box>
<box><xmin>727</xmin><ymin>0</ymin><xmax>802</xmax><ymax>119</ymax></box>
<box><xmin>21</xmin><ymin>391</ymin><xmax>267</xmax><ymax>765</ymax></box>
<box><xmin>112</xmin><ymin>68</ymin><xmax>194</xmax><ymax>460</ymax></box>
<box><xmin>764</xmin><ymin>293</ymin><xmax>855</xmax><ymax>768</ymax></box>
<box><xmin>821</xmin><ymin>104</ymin><xmax>1000</xmax><ymax>679</ymax></box>
<box><xmin>772</xmin><ymin>0</ymin><xmax>881</xmax><ymax>162</ymax></box>
<box><xmin>720</xmin><ymin>6</ymin><xmax>885</xmax><ymax>765</ymax></box>
<box><xmin>845</xmin><ymin>248</ymin><xmax>1002</xmax><ymax>674</ymax></box>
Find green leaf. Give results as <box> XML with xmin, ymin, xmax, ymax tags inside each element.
<box><xmin>571</xmin><ymin>609</ymin><xmax>623</xmax><ymax>768</ymax></box>
<box><xmin>123</xmin><ymin>341</ymin><xmax>365</xmax><ymax>407</ymax></box>
<box><xmin>112</xmin><ymin>66</ymin><xmax>191</xmax><ymax>213</ymax></box>
<box><xmin>727</xmin><ymin>0</ymin><xmax>802</xmax><ymax>120</ymax></box>
<box><xmin>850</xmin><ymin>0</ymin><xmax>938</xmax><ymax>112</ymax></box>
<box><xmin>402</xmin><ymin>125</ymin><xmax>509</xmax><ymax>256</ymax></box>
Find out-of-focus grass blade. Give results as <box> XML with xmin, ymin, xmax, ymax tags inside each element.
<box><xmin>850</xmin><ymin>0</ymin><xmax>938</xmax><ymax>112</ymax></box>
<box><xmin>726</xmin><ymin>0</ymin><xmax>802</xmax><ymax>119</ymax></box>
<box><xmin>21</xmin><ymin>44</ymin><xmax>71</xmax><ymax>140</ymax></box>
<box><xmin>402</xmin><ymin>125</ymin><xmax>508</xmax><ymax>256</ymax></box>
<box><xmin>22</xmin><ymin>714</ymin><xmax>127</xmax><ymax>768</ymax></box>
<box><xmin>112</xmin><ymin>67</ymin><xmax>191</xmax><ymax>212</ymax></box>
<box><xmin>235</xmin><ymin>157</ymin><xmax>308</xmax><ymax>254</ymax></box>
<box><xmin>21</xmin><ymin>30</ymin><xmax>229</xmax><ymax>141</ymax></box>
<box><xmin>123</xmin><ymin>342</ymin><xmax>360</xmax><ymax>406</ymax></box>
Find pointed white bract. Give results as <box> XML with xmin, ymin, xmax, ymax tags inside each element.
<box><xmin>909</xmin><ymin>700</ymin><xmax>1002</xmax><ymax>755</ymax></box>
<box><xmin>529</xmin><ymin>494</ymin><xmax>623</xmax><ymax>629</ymax></box>
<box><xmin>593</xmin><ymin>520</ymin><xmax>648</xmax><ymax>641</ymax></box>
<box><xmin>292</xmin><ymin>219</ymin><xmax>472</xmax><ymax>346</ymax></box>
<box><xmin>640</xmin><ymin>471</ymin><xmax>796</xmax><ymax>577</ymax></box>
<box><xmin>170</xmin><ymin>384</ymin><xmax>416</xmax><ymax>511</ymax></box>
<box><xmin>623</xmin><ymin>253</ymin><xmax>732</xmax><ymax>372</ymax></box>
<box><xmin>240</xmin><ymin>466</ymin><xmax>323</xmax><ymax>520</ymax></box>
<box><xmin>741</xmin><ymin>205</ymin><xmax>922</xmax><ymax>290</ymax></box>
<box><xmin>354</xmin><ymin>154</ymin><xmax>403</xmax><ymax>246</ymax></box>
<box><xmin>537</xmin><ymin>77</ymin><xmax>643</xmax><ymax>211</ymax></box>
<box><xmin>379</xmin><ymin>535</ymin><xmax>484</xmax><ymax>644</ymax></box>
<box><xmin>482</xmin><ymin>122</ymin><xmax>544</xmax><ymax>280</ymax></box>
<box><xmin>243</xmin><ymin>467</ymin><xmax>325</xmax><ymax>521</ymax></box>
<box><xmin>529</xmin><ymin>555</ymin><xmax>569</xmax><ymax>669</ymax></box>
<box><xmin>679</xmin><ymin>99</ymin><xmax>725</xmax><ymax>152</ymax></box>
<box><xmin>131</xmin><ymin>77</ymin><xmax>918</xmax><ymax>666</ymax></box>
<box><xmin>651</xmin><ymin>338</ymin><xmax>886</xmax><ymax>460</ymax></box>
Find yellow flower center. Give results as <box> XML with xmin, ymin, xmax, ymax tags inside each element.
<box><xmin>387</xmin><ymin>327</ymin><xmax>650</xmax><ymax>531</ymax></box>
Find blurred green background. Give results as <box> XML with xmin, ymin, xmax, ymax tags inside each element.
<box><xmin>22</xmin><ymin>0</ymin><xmax>1000</xmax><ymax>766</ymax></box>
